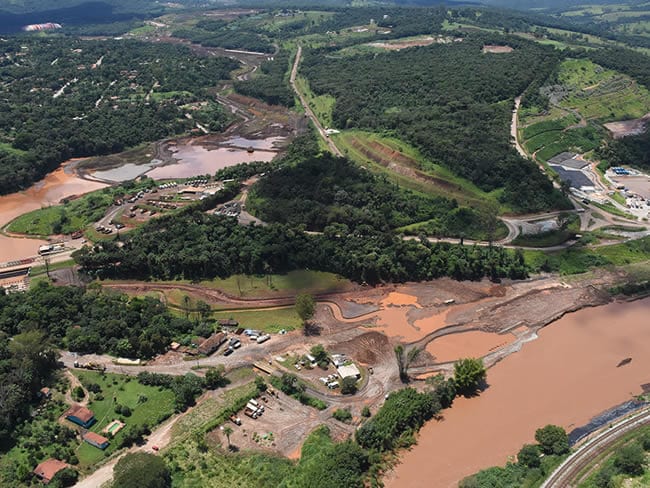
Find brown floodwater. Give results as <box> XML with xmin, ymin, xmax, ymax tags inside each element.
<box><xmin>0</xmin><ymin>163</ymin><xmax>106</xmax><ymax>262</ymax></box>
<box><xmin>387</xmin><ymin>298</ymin><xmax>650</xmax><ymax>488</ymax></box>
<box><xmin>146</xmin><ymin>144</ymin><xmax>277</xmax><ymax>179</ymax></box>
<box><xmin>425</xmin><ymin>331</ymin><xmax>515</xmax><ymax>363</ymax></box>
<box><xmin>374</xmin><ymin>293</ymin><xmax>451</xmax><ymax>343</ymax></box>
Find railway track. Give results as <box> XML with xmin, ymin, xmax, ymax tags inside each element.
<box><xmin>541</xmin><ymin>407</ymin><xmax>650</xmax><ymax>488</ymax></box>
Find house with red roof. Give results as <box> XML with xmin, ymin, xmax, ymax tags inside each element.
<box><xmin>82</xmin><ymin>431</ymin><xmax>110</xmax><ymax>450</ymax></box>
<box><xmin>64</xmin><ymin>405</ymin><xmax>96</xmax><ymax>428</ymax></box>
<box><xmin>33</xmin><ymin>459</ymin><xmax>69</xmax><ymax>484</ymax></box>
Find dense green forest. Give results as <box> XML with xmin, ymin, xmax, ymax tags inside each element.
<box><xmin>73</xmin><ymin>207</ymin><xmax>528</xmax><ymax>284</ymax></box>
<box><xmin>0</xmin><ymin>37</ymin><xmax>238</xmax><ymax>194</ymax></box>
<box><xmin>234</xmin><ymin>50</ymin><xmax>294</xmax><ymax>107</ymax></box>
<box><xmin>0</xmin><ymin>282</ymin><xmax>195</xmax><ymax>359</ymax></box>
<box><xmin>301</xmin><ymin>35</ymin><xmax>569</xmax><ymax>212</ymax></box>
<box><xmin>600</xmin><ymin>129</ymin><xmax>650</xmax><ymax>171</ymax></box>
<box><xmin>249</xmin><ymin>153</ymin><xmax>494</xmax><ymax>238</ymax></box>
<box><xmin>172</xmin><ymin>18</ymin><xmax>275</xmax><ymax>54</ymax></box>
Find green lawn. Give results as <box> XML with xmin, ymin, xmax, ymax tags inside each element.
<box><xmin>212</xmin><ymin>306</ymin><xmax>301</xmax><ymax>332</ymax></box>
<box><xmin>6</xmin><ymin>180</ymin><xmax>154</xmax><ymax>236</ymax></box>
<box><xmin>71</xmin><ymin>370</ymin><xmax>175</xmax><ymax>468</ymax></box>
<box><xmin>295</xmin><ymin>76</ymin><xmax>336</xmax><ymax>128</ymax></box>
<box><xmin>196</xmin><ymin>270</ymin><xmax>352</xmax><ymax>298</ymax></box>
<box><xmin>524</xmin><ymin>236</ymin><xmax>650</xmax><ymax>275</ymax></box>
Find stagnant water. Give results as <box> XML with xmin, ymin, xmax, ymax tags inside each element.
<box><xmin>386</xmin><ymin>297</ymin><xmax>650</xmax><ymax>488</ymax></box>
<box><xmin>0</xmin><ymin>162</ymin><xmax>107</xmax><ymax>262</ymax></box>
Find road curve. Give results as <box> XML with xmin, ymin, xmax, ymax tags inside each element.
<box><xmin>541</xmin><ymin>407</ymin><xmax>650</xmax><ymax>488</ymax></box>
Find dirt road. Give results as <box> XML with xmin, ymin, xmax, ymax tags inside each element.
<box><xmin>511</xmin><ymin>97</ymin><xmax>527</xmax><ymax>159</ymax></box>
<box><xmin>290</xmin><ymin>46</ymin><xmax>342</xmax><ymax>157</ymax></box>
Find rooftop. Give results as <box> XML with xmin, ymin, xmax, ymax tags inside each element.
<box><xmin>33</xmin><ymin>458</ymin><xmax>69</xmax><ymax>483</ymax></box>
<box><xmin>64</xmin><ymin>404</ymin><xmax>95</xmax><ymax>423</ymax></box>
<box><xmin>83</xmin><ymin>431</ymin><xmax>109</xmax><ymax>446</ymax></box>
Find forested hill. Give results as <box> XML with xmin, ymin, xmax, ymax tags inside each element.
<box><xmin>0</xmin><ymin>37</ymin><xmax>238</xmax><ymax>195</ymax></box>
<box><xmin>302</xmin><ymin>35</ymin><xmax>568</xmax><ymax>212</ymax></box>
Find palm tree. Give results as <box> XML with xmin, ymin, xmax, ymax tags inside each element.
<box><xmin>223</xmin><ymin>426</ymin><xmax>233</xmax><ymax>449</ymax></box>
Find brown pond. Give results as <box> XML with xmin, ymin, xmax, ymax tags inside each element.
<box><xmin>0</xmin><ymin>162</ymin><xmax>106</xmax><ymax>262</ymax></box>
<box><xmin>374</xmin><ymin>292</ymin><xmax>451</xmax><ymax>343</ymax></box>
<box><xmin>146</xmin><ymin>144</ymin><xmax>277</xmax><ymax>179</ymax></box>
<box><xmin>386</xmin><ymin>298</ymin><xmax>650</xmax><ymax>488</ymax></box>
<box><xmin>426</xmin><ymin>331</ymin><xmax>516</xmax><ymax>364</ymax></box>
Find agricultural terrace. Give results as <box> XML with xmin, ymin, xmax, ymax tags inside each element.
<box><xmin>557</xmin><ymin>59</ymin><xmax>650</xmax><ymax>122</ymax></box>
<box><xmin>519</xmin><ymin>59</ymin><xmax>650</xmax><ymax>162</ymax></box>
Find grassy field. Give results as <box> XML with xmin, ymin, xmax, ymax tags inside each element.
<box><xmin>71</xmin><ymin>370</ymin><xmax>175</xmax><ymax>468</ymax></box>
<box><xmin>196</xmin><ymin>270</ymin><xmax>352</xmax><ymax>297</ymax></box>
<box><xmin>170</xmin><ymin>381</ymin><xmax>258</xmax><ymax>441</ymax></box>
<box><xmin>8</xmin><ymin>206</ymin><xmax>88</xmax><ymax>236</ymax></box>
<box><xmin>294</xmin><ymin>76</ymin><xmax>335</xmax><ymax>128</ymax></box>
<box><xmin>524</xmin><ymin>236</ymin><xmax>650</xmax><ymax>275</ymax></box>
<box><xmin>6</xmin><ymin>180</ymin><xmax>154</xmax><ymax>236</ymax></box>
<box><xmin>333</xmin><ymin>129</ymin><xmax>506</xmax><ymax>210</ymax></box>
<box><xmin>212</xmin><ymin>307</ymin><xmax>301</xmax><ymax>332</ymax></box>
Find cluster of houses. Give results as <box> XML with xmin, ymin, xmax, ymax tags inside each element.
<box><xmin>63</xmin><ymin>405</ymin><xmax>111</xmax><ymax>449</ymax></box>
<box><xmin>33</xmin><ymin>404</ymin><xmax>117</xmax><ymax>484</ymax></box>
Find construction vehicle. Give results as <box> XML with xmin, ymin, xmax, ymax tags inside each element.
<box><xmin>73</xmin><ymin>361</ymin><xmax>106</xmax><ymax>372</ymax></box>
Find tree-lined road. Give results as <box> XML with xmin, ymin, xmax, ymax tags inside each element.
<box><xmin>289</xmin><ymin>46</ymin><xmax>342</xmax><ymax>157</ymax></box>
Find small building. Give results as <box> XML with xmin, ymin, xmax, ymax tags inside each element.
<box><xmin>39</xmin><ymin>387</ymin><xmax>52</xmax><ymax>399</ymax></box>
<box><xmin>169</xmin><ymin>341</ymin><xmax>181</xmax><ymax>351</ymax></box>
<box><xmin>218</xmin><ymin>319</ymin><xmax>239</xmax><ymax>328</ymax></box>
<box><xmin>82</xmin><ymin>431</ymin><xmax>110</xmax><ymax>450</ymax></box>
<box><xmin>197</xmin><ymin>332</ymin><xmax>227</xmax><ymax>356</ymax></box>
<box><xmin>33</xmin><ymin>458</ymin><xmax>69</xmax><ymax>484</ymax></box>
<box><xmin>331</xmin><ymin>354</ymin><xmax>348</xmax><ymax>367</ymax></box>
<box><xmin>64</xmin><ymin>405</ymin><xmax>96</xmax><ymax>428</ymax></box>
<box><xmin>337</xmin><ymin>363</ymin><xmax>361</xmax><ymax>380</ymax></box>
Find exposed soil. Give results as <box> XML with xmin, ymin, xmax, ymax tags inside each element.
<box><xmin>482</xmin><ymin>45</ymin><xmax>514</xmax><ymax>53</ymax></box>
<box><xmin>604</xmin><ymin>113</ymin><xmax>650</xmax><ymax>138</ymax></box>
<box><xmin>351</xmin><ymin>138</ymin><xmax>461</xmax><ymax>194</ymax></box>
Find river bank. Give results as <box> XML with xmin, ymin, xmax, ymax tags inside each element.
<box><xmin>0</xmin><ymin>161</ymin><xmax>107</xmax><ymax>262</ymax></box>
<box><xmin>385</xmin><ymin>296</ymin><xmax>650</xmax><ymax>487</ymax></box>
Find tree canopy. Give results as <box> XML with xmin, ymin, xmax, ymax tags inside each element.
<box><xmin>453</xmin><ymin>358</ymin><xmax>487</xmax><ymax>396</ymax></box>
<box><xmin>534</xmin><ymin>424</ymin><xmax>570</xmax><ymax>456</ymax></box>
<box><xmin>112</xmin><ymin>452</ymin><xmax>171</xmax><ymax>488</ymax></box>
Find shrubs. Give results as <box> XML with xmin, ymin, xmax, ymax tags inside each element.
<box><xmin>453</xmin><ymin>358</ymin><xmax>486</xmax><ymax>396</ymax></box>
<box><xmin>340</xmin><ymin>376</ymin><xmax>358</xmax><ymax>395</ymax></box>
<box><xmin>355</xmin><ymin>388</ymin><xmax>439</xmax><ymax>451</ymax></box>
<box><xmin>535</xmin><ymin>424</ymin><xmax>570</xmax><ymax>456</ymax></box>
<box><xmin>332</xmin><ymin>409</ymin><xmax>353</xmax><ymax>423</ymax></box>
<box><xmin>613</xmin><ymin>442</ymin><xmax>646</xmax><ymax>476</ymax></box>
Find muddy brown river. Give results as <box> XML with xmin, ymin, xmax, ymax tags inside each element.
<box><xmin>0</xmin><ymin>162</ymin><xmax>106</xmax><ymax>262</ymax></box>
<box><xmin>386</xmin><ymin>297</ymin><xmax>650</xmax><ymax>487</ymax></box>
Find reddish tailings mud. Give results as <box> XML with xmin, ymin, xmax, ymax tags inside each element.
<box><xmin>386</xmin><ymin>297</ymin><xmax>650</xmax><ymax>488</ymax></box>
<box><xmin>0</xmin><ymin>162</ymin><xmax>106</xmax><ymax>262</ymax></box>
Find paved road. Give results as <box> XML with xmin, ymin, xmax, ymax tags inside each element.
<box><xmin>541</xmin><ymin>407</ymin><xmax>650</xmax><ymax>488</ymax></box>
<box><xmin>289</xmin><ymin>46</ymin><xmax>342</xmax><ymax>157</ymax></box>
